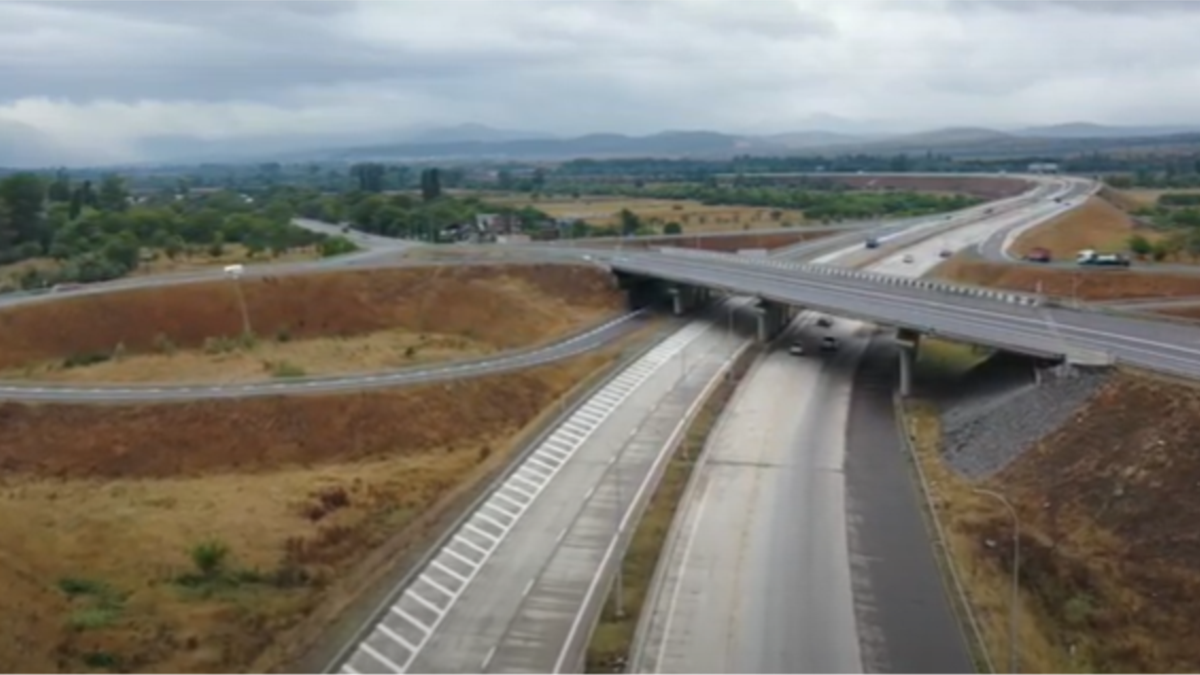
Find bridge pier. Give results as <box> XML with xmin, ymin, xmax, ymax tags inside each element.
<box><xmin>669</xmin><ymin>284</ymin><xmax>706</xmax><ymax>316</ymax></box>
<box><xmin>895</xmin><ymin>328</ymin><xmax>922</xmax><ymax>398</ymax></box>
<box><xmin>755</xmin><ymin>300</ymin><xmax>789</xmax><ymax>344</ymax></box>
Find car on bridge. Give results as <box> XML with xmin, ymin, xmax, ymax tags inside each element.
<box><xmin>820</xmin><ymin>336</ymin><xmax>839</xmax><ymax>352</ymax></box>
<box><xmin>788</xmin><ymin>342</ymin><xmax>806</xmax><ymax>356</ymax></box>
<box><xmin>816</xmin><ymin>316</ymin><xmax>833</xmax><ymax>328</ymax></box>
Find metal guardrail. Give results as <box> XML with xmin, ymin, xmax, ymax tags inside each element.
<box><xmin>656</xmin><ymin>247</ymin><xmax>1045</xmax><ymax>308</ymax></box>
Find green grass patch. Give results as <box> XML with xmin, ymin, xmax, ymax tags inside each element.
<box><xmin>915</xmin><ymin>337</ymin><xmax>992</xmax><ymax>379</ymax></box>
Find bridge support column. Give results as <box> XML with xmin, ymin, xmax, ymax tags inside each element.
<box><xmin>895</xmin><ymin>328</ymin><xmax>922</xmax><ymax>398</ymax></box>
<box><xmin>755</xmin><ymin>301</ymin><xmax>788</xmax><ymax>344</ymax></box>
<box><xmin>899</xmin><ymin>346</ymin><xmax>913</xmax><ymax>398</ymax></box>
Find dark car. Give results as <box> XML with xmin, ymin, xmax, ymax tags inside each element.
<box><xmin>816</xmin><ymin>317</ymin><xmax>833</xmax><ymax>328</ymax></box>
<box><xmin>820</xmin><ymin>336</ymin><xmax>839</xmax><ymax>352</ymax></box>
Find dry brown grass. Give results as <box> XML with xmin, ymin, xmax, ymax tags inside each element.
<box><xmin>1011</xmin><ymin>197</ymin><xmax>1154</xmax><ymax>259</ymax></box>
<box><xmin>0</xmin><ymin>341</ymin><xmax>634</xmax><ymax>673</ymax></box>
<box><xmin>0</xmin><ymin>329</ymin><xmax>494</xmax><ymax>384</ymax></box>
<box><xmin>0</xmin><ymin>264</ymin><xmax>622</xmax><ymax>371</ymax></box>
<box><xmin>485</xmin><ymin>194</ymin><xmax>806</xmax><ymax>233</ymax></box>
<box><xmin>906</xmin><ymin>369</ymin><xmax>1200</xmax><ymax>673</ymax></box>
<box><xmin>0</xmin><ymin>246</ymin><xmax>320</xmax><ymax>290</ymax></box>
<box><xmin>931</xmin><ymin>256</ymin><xmax>1200</xmax><ymax>301</ymax></box>
<box><xmin>1112</xmin><ymin>188</ymin><xmax>1200</xmax><ymax>209</ymax></box>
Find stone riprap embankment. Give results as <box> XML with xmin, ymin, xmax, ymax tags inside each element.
<box><xmin>938</xmin><ymin>366</ymin><xmax>1110</xmax><ymax>479</ymax></box>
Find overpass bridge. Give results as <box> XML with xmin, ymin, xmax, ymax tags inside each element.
<box><xmin>600</xmin><ymin>247</ymin><xmax>1200</xmax><ymax>393</ymax></box>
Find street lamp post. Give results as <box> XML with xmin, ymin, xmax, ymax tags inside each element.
<box><xmin>974</xmin><ymin>488</ymin><xmax>1021</xmax><ymax>674</ymax></box>
<box><xmin>223</xmin><ymin>264</ymin><xmax>252</xmax><ymax>337</ymax></box>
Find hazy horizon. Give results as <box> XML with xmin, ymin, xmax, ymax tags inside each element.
<box><xmin>3</xmin><ymin>0</ymin><xmax>1200</xmax><ymax>165</ymax></box>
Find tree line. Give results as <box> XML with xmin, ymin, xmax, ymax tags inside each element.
<box><xmin>0</xmin><ymin>172</ymin><xmax>358</xmax><ymax>291</ymax></box>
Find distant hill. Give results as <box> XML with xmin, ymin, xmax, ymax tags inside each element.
<box><xmin>7</xmin><ymin>119</ymin><xmax>1200</xmax><ymax>168</ymax></box>
<box><xmin>407</xmin><ymin>123</ymin><xmax>556</xmax><ymax>144</ymax></box>
<box><xmin>1013</xmin><ymin>122</ymin><xmax>1200</xmax><ymax>139</ymax></box>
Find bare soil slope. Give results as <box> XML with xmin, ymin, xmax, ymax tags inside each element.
<box><xmin>932</xmin><ymin>256</ymin><xmax>1200</xmax><ymax>301</ymax></box>
<box><xmin>0</xmin><ymin>263</ymin><xmax>621</xmax><ymax>371</ymax></box>
<box><xmin>978</xmin><ymin>372</ymin><xmax>1200</xmax><ymax>672</ymax></box>
<box><xmin>0</xmin><ymin>336</ymin><xmax>641</xmax><ymax>673</ymax></box>
<box><xmin>1011</xmin><ymin>196</ymin><xmax>1149</xmax><ymax>258</ymax></box>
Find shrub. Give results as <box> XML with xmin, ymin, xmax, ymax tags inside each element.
<box><xmin>190</xmin><ymin>540</ymin><xmax>229</xmax><ymax>579</ymax></box>
<box><xmin>270</xmin><ymin>361</ymin><xmax>306</xmax><ymax>378</ymax></box>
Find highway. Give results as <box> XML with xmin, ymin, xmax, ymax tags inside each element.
<box><xmin>333</xmin><ymin>306</ymin><xmax>750</xmax><ymax>674</ymax></box>
<box><xmin>628</xmin><ymin>186</ymin><xmax>1033</xmax><ymax>673</ymax></box>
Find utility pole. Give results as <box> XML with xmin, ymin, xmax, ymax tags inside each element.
<box><xmin>974</xmin><ymin>488</ymin><xmax>1020</xmax><ymax>674</ymax></box>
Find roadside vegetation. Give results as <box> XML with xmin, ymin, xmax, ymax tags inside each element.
<box><xmin>0</xmin><ymin>171</ymin><xmax>358</xmax><ymax>292</ymax></box>
<box><xmin>903</xmin><ymin>366</ymin><xmax>1200</xmax><ymax>674</ymax></box>
<box><xmin>0</xmin><ymin>344</ymin><xmax>636</xmax><ymax>673</ymax></box>
<box><xmin>0</xmin><ymin>262</ymin><xmax>641</xmax><ymax>673</ymax></box>
<box><xmin>0</xmin><ymin>264</ymin><xmax>622</xmax><ymax>380</ymax></box>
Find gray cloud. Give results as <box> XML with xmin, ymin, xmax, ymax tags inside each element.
<box><xmin>0</xmin><ymin>0</ymin><xmax>1198</xmax><ymax>164</ymax></box>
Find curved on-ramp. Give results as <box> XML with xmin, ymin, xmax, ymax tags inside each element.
<box><xmin>0</xmin><ymin>311</ymin><xmax>648</xmax><ymax>403</ymax></box>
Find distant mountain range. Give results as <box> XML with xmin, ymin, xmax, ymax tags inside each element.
<box><xmin>303</xmin><ymin>122</ymin><xmax>1200</xmax><ymax>163</ymax></box>
<box><xmin>5</xmin><ymin>120</ymin><xmax>1200</xmax><ymax>168</ymax></box>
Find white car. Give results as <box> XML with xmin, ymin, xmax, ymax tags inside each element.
<box><xmin>788</xmin><ymin>342</ymin><xmax>805</xmax><ymax>356</ymax></box>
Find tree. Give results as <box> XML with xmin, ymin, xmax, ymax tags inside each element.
<box><xmin>420</xmin><ymin>168</ymin><xmax>443</xmax><ymax>202</ymax></box>
<box><xmin>350</xmin><ymin>163</ymin><xmax>386</xmax><ymax>193</ymax></box>
<box><xmin>618</xmin><ymin>208</ymin><xmax>642</xmax><ymax>236</ymax></box>
<box><xmin>47</xmin><ymin>169</ymin><xmax>72</xmax><ymax>203</ymax></box>
<box><xmin>663</xmin><ymin>221</ymin><xmax>683</xmax><ymax>235</ymax></box>
<box><xmin>0</xmin><ymin>173</ymin><xmax>48</xmax><ymax>254</ymax></box>
<box><xmin>97</xmin><ymin>174</ymin><xmax>129</xmax><ymax>212</ymax></box>
<box><xmin>1127</xmin><ymin>234</ymin><xmax>1153</xmax><ymax>259</ymax></box>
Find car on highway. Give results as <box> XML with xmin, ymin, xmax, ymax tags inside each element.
<box><xmin>787</xmin><ymin>342</ymin><xmax>806</xmax><ymax>356</ymax></box>
<box><xmin>816</xmin><ymin>316</ymin><xmax>833</xmax><ymax>328</ymax></box>
<box><xmin>819</xmin><ymin>336</ymin><xmax>839</xmax><ymax>352</ymax></box>
<box><xmin>865</xmin><ymin>237</ymin><xmax>880</xmax><ymax>249</ymax></box>
<box><xmin>1024</xmin><ymin>247</ymin><xmax>1053</xmax><ymax>263</ymax></box>
<box><xmin>902</xmin><ymin>254</ymin><xmax>915</xmax><ymax>263</ymax></box>
<box><xmin>939</xmin><ymin>249</ymin><xmax>952</xmax><ymax>258</ymax></box>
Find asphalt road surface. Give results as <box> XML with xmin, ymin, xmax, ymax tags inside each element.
<box><xmin>632</xmin><ymin>314</ymin><xmax>870</xmax><ymax>673</ymax></box>
<box><xmin>335</xmin><ymin>309</ymin><xmax>748</xmax><ymax>674</ymax></box>
<box><xmin>630</xmin><ymin>193</ymin><xmax>1002</xmax><ymax>674</ymax></box>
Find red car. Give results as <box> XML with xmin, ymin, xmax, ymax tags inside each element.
<box><xmin>1024</xmin><ymin>247</ymin><xmax>1052</xmax><ymax>263</ymax></box>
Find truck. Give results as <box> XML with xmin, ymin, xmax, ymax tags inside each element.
<box><xmin>1076</xmin><ymin>249</ymin><xmax>1131</xmax><ymax>267</ymax></box>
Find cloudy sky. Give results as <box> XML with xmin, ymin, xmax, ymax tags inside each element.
<box><xmin>2</xmin><ymin>0</ymin><xmax>1199</xmax><ymax>163</ymax></box>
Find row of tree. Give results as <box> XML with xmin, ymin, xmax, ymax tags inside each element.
<box><xmin>0</xmin><ymin>173</ymin><xmax>357</xmax><ymax>291</ymax></box>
